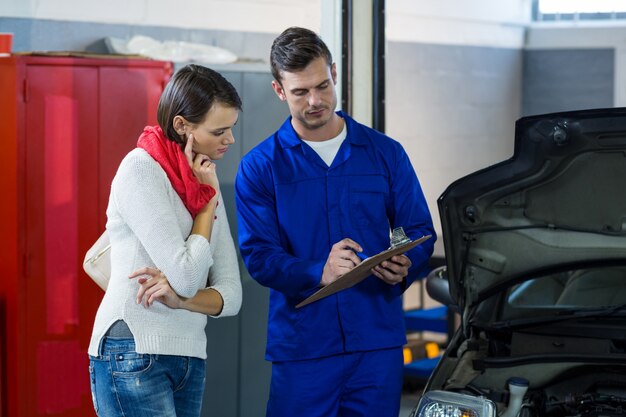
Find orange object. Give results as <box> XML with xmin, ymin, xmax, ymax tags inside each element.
<box><xmin>0</xmin><ymin>33</ymin><xmax>12</xmax><ymax>56</ymax></box>
<box><xmin>403</xmin><ymin>347</ymin><xmax>413</xmax><ymax>364</ymax></box>
<box><xmin>425</xmin><ymin>342</ymin><xmax>440</xmax><ymax>358</ymax></box>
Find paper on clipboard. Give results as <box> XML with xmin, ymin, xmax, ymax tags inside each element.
<box><xmin>295</xmin><ymin>234</ymin><xmax>432</xmax><ymax>308</ymax></box>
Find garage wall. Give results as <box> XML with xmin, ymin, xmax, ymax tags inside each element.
<box><xmin>387</xmin><ymin>0</ymin><xmax>530</xmax><ymax>48</ymax></box>
<box><xmin>387</xmin><ymin>42</ymin><xmax>522</xmax><ymax>251</ymax></box>
<box><xmin>522</xmin><ymin>24</ymin><xmax>626</xmax><ymax>117</ymax></box>
<box><xmin>384</xmin><ymin>5</ymin><xmax>626</xmax><ymax>260</ymax></box>
<box><xmin>522</xmin><ymin>48</ymin><xmax>614</xmax><ymax>116</ymax></box>
<box><xmin>385</xmin><ymin>1</ymin><xmax>529</xmax><ymax>257</ymax></box>
<box><xmin>0</xmin><ymin>0</ymin><xmax>320</xmax><ymax>35</ymax></box>
<box><xmin>0</xmin><ymin>17</ymin><xmax>277</xmax><ymax>62</ymax></box>
<box><xmin>0</xmin><ymin>0</ymin><xmax>321</xmax><ymax>63</ymax></box>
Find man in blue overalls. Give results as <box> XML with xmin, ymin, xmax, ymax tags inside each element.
<box><xmin>235</xmin><ymin>26</ymin><xmax>436</xmax><ymax>417</ymax></box>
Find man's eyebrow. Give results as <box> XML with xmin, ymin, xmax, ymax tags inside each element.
<box><xmin>315</xmin><ymin>79</ymin><xmax>330</xmax><ymax>88</ymax></box>
<box><xmin>289</xmin><ymin>79</ymin><xmax>330</xmax><ymax>94</ymax></box>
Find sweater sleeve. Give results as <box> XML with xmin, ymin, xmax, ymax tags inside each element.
<box><xmin>206</xmin><ymin>193</ymin><xmax>242</xmax><ymax>317</ymax></box>
<box><xmin>112</xmin><ymin>151</ymin><xmax>213</xmax><ymax>298</ymax></box>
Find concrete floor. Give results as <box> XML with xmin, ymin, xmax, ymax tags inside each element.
<box><xmin>399</xmin><ymin>390</ymin><xmax>421</xmax><ymax>417</ymax></box>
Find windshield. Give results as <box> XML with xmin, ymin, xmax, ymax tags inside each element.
<box><xmin>498</xmin><ymin>266</ymin><xmax>626</xmax><ymax>323</ymax></box>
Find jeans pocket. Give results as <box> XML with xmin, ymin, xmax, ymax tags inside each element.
<box><xmin>89</xmin><ymin>360</ymin><xmax>99</xmax><ymax>414</ymax></box>
<box><xmin>111</xmin><ymin>351</ymin><xmax>152</xmax><ymax>376</ymax></box>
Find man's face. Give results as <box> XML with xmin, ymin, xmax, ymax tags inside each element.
<box><xmin>272</xmin><ymin>56</ymin><xmax>338</xmax><ymax>135</ymax></box>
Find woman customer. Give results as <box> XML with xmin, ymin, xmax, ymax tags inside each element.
<box><xmin>88</xmin><ymin>64</ymin><xmax>242</xmax><ymax>417</ymax></box>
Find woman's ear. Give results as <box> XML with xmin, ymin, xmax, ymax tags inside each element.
<box><xmin>173</xmin><ymin>116</ymin><xmax>187</xmax><ymax>136</ymax></box>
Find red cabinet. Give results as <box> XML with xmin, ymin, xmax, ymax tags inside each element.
<box><xmin>0</xmin><ymin>55</ymin><xmax>172</xmax><ymax>417</ymax></box>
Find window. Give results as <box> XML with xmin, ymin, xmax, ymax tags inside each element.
<box><xmin>506</xmin><ymin>266</ymin><xmax>626</xmax><ymax>309</ymax></box>
<box><xmin>534</xmin><ymin>0</ymin><xmax>626</xmax><ymax>21</ymax></box>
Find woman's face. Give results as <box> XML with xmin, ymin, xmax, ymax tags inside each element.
<box><xmin>187</xmin><ymin>102</ymin><xmax>239</xmax><ymax>161</ymax></box>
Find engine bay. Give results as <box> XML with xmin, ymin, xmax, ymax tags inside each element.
<box><xmin>434</xmin><ymin>331</ymin><xmax>626</xmax><ymax>417</ymax></box>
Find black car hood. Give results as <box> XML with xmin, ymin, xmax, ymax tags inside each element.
<box><xmin>438</xmin><ymin>108</ymin><xmax>626</xmax><ymax>308</ymax></box>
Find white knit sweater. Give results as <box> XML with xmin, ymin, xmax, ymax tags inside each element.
<box><xmin>88</xmin><ymin>148</ymin><xmax>242</xmax><ymax>360</ymax></box>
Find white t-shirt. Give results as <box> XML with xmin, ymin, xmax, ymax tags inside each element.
<box><xmin>302</xmin><ymin>121</ymin><xmax>347</xmax><ymax>166</ymax></box>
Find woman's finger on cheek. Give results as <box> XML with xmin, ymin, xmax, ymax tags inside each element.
<box><xmin>184</xmin><ymin>134</ymin><xmax>195</xmax><ymax>166</ymax></box>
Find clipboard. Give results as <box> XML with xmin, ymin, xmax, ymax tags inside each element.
<box><xmin>296</xmin><ymin>234</ymin><xmax>432</xmax><ymax>308</ymax></box>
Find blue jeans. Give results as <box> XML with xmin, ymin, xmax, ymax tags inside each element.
<box><xmin>89</xmin><ymin>337</ymin><xmax>206</xmax><ymax>417</ymax></box>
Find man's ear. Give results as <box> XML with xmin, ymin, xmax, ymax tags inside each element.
<box><xmin>271</xmin><ymin>80</ymin><xmax>286</xmax><ymax>101</ymax></box>
<box><xmin>331</xmin><ymin>63</ymin><xmax>338</xmax><ymax>85</ymax></box>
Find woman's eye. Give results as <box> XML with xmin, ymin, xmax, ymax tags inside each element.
<box><xmin>213</xmin><ymin>131</ymin><xmax>225</xmax><ymax>136</ymax></box>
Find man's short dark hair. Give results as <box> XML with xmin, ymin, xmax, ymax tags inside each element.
<box><xmin>157</xmin><ymin>64</ymin><xmax>242</xmax><ymax>147</ymax></box>
<box><xmin>270</xmin><ymin>27</ymin><xmax>333</xmax><ymax>83</ymax></box>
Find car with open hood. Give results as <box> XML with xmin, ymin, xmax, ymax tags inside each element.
<box><xmin>410</xmin><ymin>108</ymin><xmax>626</xmax><ymax>417</ymax></box>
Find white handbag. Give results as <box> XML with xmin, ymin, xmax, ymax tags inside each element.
<box><xmin>83</xmin><ymin>231</ymin><xmax>111</xmax><ymax>291</ymax></box>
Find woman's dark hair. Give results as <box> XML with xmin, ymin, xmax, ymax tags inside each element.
<box><xmin>157</xmin><ymin>64</ymin><xmax>242</xmax><ymax>146</ymax></box>
<box><xmin>270</xmin><ymin>27</ymin><xmax>333</xmax><ymax>83</ymax></box>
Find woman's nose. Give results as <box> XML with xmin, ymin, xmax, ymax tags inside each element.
<box><xmin>224</xmin><ymin>130</ymin><xmax>235</xmax><ymax>144</ymax></box>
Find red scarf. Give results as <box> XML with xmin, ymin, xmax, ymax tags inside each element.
<box><xmin>137</xmin><ymin>126</ymin><xmax>216</xmax><ymax>218</ymax></box>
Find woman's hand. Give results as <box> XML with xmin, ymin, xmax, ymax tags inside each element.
<box><xmin>129</xmin><ymin>266</ymin><xmax>224</xmax><ymax>316</ymax></box>
<box><xmin>184</xmin><ymin>133</ymin><xmax>220</xmax><ymax>194</ymax></box>
<box><xmin>129</xmin><ymin>267</ymin><xmax>185</xmax><ymax>309</ymax></box>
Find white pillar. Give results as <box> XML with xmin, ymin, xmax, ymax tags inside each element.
<box><xmin>321</xmin><ymin>0</ymin><xmax>344</xmax><ymax>111</ymax></box>
<box><xmin>352</xmin><ymin>0</ymin><xmax>374</xmax><ymax>127</ymax></box>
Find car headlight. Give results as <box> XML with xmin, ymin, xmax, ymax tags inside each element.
<box><xmin>413</xmin><ymin>390</ymin><xmax>496</xmax><ymax>417</ymax></box>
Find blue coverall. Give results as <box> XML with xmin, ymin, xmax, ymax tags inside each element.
<box><xmin>235</xmin><ymin>111</ymin><xmax>436</xmax><ymax>416</ymax></box>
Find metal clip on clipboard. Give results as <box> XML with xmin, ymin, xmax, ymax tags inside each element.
<box><xmin>389</xmin><ymin>227</ymin><xmax>411</xmax><ymax>249</ymax></box>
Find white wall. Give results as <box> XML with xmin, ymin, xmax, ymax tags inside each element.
<box><xmin>387</xmin><ymin>0</ymin><xmax>532</xmax><ymax>47</ymax></box>
<box><xmin>0</xmin><ymin>0</ymin><xmax>533</xmax><ymax>44</ymax></box>
<box><xmin>0</xmin><ymin>0</ymin><xmax>321</xmax><ymax>34</ymax></box>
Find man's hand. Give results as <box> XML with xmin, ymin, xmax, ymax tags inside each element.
<box><xmin>371</xmin><ymin>254</ymin><xmax>412</xmax><ymax>285</ymax></box>
<box><xmin>321</xmin><ymin>238</ymin><xmax>364</xmax><ymax>286</ymax></box>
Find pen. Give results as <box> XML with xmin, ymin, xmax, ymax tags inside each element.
<box><xmin>356</xmin><ymin>251</ymin><xmax>369</xmax><ymax>261</ymax></box>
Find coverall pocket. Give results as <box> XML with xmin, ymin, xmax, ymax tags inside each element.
<box><xmin>350</xmin><ymin>177</ymin><xmax>389</xmax><ymax>229</ymax></box>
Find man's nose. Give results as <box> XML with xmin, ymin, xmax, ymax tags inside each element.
<box><xmin>308</xmin><ymin>90</ymin><xmax>322</xmax><ymax>106</ymax></box>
